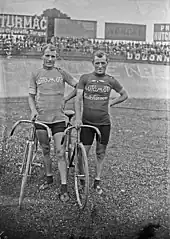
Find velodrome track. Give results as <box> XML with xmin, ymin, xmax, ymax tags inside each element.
<box><xmin>0</xmin><ymin>57</ymin><xmax>169</xmax><ymax>99</ymax></box>
<box><xmin>0</xmin><ymin>57</ymin><xmax>170</xmax><ymax>238</ymax></box>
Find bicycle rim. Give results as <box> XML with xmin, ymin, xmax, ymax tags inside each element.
<box><xmin>64</xmin><ymin>133</ymin><xmax>69</xmax><ymax>169</ymax></box>
<box><xmin>29</xmin><ymin>138</ymin><xmax>37</xmax><ymax>175</ymax></box>
<box><xmin>19</xmin><ymin>142</ymin><xmax>33</xmax><ymax>209</ymax></box>
<box><xmin>20</xmin><ymin>141</ymin><xmax>29</xmax><ymax>174</ymax></box>
<box><xmin>74</xmin><ymin>143</ymin><xmax>89</xmax><ymax>210</ymax></box>
<box><xmin>64</xmin><ymin>131</ymin><xmax>74</xmax><ymax>172</ymax></box>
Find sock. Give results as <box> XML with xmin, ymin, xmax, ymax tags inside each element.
<box><xmin>61</xmin><ymin>184</ymin><xmax>67</xmax><ymax>193</ymax></box>
<box><xmin>46</xmin><ymin>175</ymin><xmax>53</xmax><ymax>184</ymax></box>
<box><xmin>94</xmin><ymin>179</ymin><xmax>100</xmax><ymax>189</ymax></box>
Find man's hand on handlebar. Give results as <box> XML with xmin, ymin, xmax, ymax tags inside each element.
<box><xmin>75</xmin><ymin>118</ymin><xmax>82</xmax><ymax>129</ymax></box>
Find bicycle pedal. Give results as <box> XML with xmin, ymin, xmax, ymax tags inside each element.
<box><xmin>32</xmin><ymin>163</ymin><xmax>42</xmax><ymax>167</ymax></box>
<box><xmin>77</xmin><ymin>174</ymin><xmax>85</xmax><ymax>178</ymax></box>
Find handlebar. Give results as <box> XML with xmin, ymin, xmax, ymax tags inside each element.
<box><xmin>10</xmin><ymin>120</ymin><xmax>52</xmax><ymax>140</ymax></box>
<box><xmin>61</xmin><ymin>125</ymin><xmax>101</xmax><ymax>145</ymax></box>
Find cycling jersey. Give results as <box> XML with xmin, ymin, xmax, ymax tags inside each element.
<box><xmin>78</xmin><ymin>72</ymin><xmax>123</xmax><ymax>125</ymax></box>
<box><xmin>29</xmin><ymin>66</ymin><xmax>77</xmax><ymax>123</ymax></box>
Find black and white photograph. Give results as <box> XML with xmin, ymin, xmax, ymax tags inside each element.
<box><xmin>0</xmin><ymin>0</ymin><xmax>169</xmax><ymax>238</ymax></box>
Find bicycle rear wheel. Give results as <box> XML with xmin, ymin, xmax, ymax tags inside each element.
<box><xmin>19</xmin><ymin>141</ymin><xmax>34</xmax><ymax>209</ymax></box>
<box><xmin>74</xmin><ymin>142</ymin><xmax>89</xmax><ymax>210</ymax></box>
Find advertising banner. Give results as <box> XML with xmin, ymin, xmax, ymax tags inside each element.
<box><xmin>105</xmin><ymin>22</ymin><xmax>146</xmax><ymax>41</ymax></box>
<box><xmin>54</xmin><ymin>19</ymin><xmax>97</xmax><ymax>38</ymax></box>
<box><xmin>126</xmin><ymin>52</ymin><xmax>170</xmax><ymax>64</ymax></box>
<box><xmin>0</xmin><ymin>14</ymin><xmax>48</xmax><ymax>37</ymax></box>
<box><xmin>153</xmin><ymin>24</ymin><xmax>170</xmax><ymax>42</ymax></box>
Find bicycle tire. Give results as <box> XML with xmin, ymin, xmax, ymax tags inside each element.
<box><xmin>19</xmin><ymin>141</ymin><xmax>34</xmax><ymax>209</ymax></box>
<box><xmin>29</xmin><ymin>136</ymin><xmax>38</xmax><ymax>175</ymax></box>
<box><xmin>74</xmin><ymin>142</ymin><xmax>89</xmax><ymax>210</ymax></box>
<box><xmin>20</xmin><ymin>141</ymin><xmax>29</xmax><ymax>174</ymax></box>
<box><xmin>64</xmin><ymin>129</ymin><xmax>74</xmax><ymax>172</ymax></box>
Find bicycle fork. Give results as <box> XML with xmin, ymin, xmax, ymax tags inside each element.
<box><xmin>19</xmin><ymin>140</ymin><xmax>40</xmax><ymax>176</ymax></box>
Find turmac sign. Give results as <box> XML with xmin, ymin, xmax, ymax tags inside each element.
<box><xmin>0</xmin><ymin>14</ymin><xmax>48</xmax><ymax>37</ymax></box>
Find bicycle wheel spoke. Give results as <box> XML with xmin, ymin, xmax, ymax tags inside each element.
<box><xmin>74</xmin><ymin>143</ymin><xmax>89</xmax><ymax>210</ymax></box>
<box><xmin>64</xmin><ymin>131</ymin><xmax>75</xmax><ymax>175</ymax></box>
<box><xmin>19</xmin><ymin>142</ymin><xmax>34</xmax><ymax>209</ymax></box>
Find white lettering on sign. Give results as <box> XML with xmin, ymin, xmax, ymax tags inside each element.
<box><xmin>141</xmin><ymin>55</ymin><xmax>147</xmax><ymax>61</ymax></box>
<box><xmin>164</xmin><ymin>55</ymin><xmax>170</xmax><ymax>62</ymax></box>
<box><xmin>149</xmin><ymin>55</ymin><xmax>155</xmax><ymax>61</ymax></box>
<box><xmin>15</xmin><ymin>16</ymin><xmax>23</xmax><ymax>28</ymax></box>
<box><xmin>0</xmin><ymin>14</ymin><xmax>47</xmax><ymax>34</ymax></box>
<box><xmin>135</xmin><ymin>53</ymin><xmax>140</xmax><ymax>60</ymax></box>
<box><xmin>126</xmin><ymin>53</ymin><xmax>170</xmax><ymax>63</ymax></box>
<box><xmin>23</xmin><ymin>16</ymin><xmax>32</xmax><ymax>28</ymax></box>
<box><xmin>126</xmin><ymin>52</ymin><xmax>133</xmax><ymax>60</ymax></box>
<box><xmin>124</xmin><ymin>64</ymin><xmax>141</xmax><ymax>77</ymax></box>
<box><xmin>33</xmin><ymin>16</ymin><xmax>40</xmax><ymax>30</ymax></box>
<box><xmin>157</xmin><ymin>32</ymin><xmax>169</xmax><ymax>41</ymax></box>
<box><xmin>160</xmin><ymin>24</ymin><xmax>170</xmax><ymax>32</ymax></box>
<box><xmin>0</xmin><ymin>15</ymin><xmax>5</xmax><ymax>27</ymax></box>
<box><xmin>165</xmin><ymin>25</ymin><xmax>170</xmax><ymax>31</ymax></box>
<box><xmin>6</xmin><ymin>15</ymin><xmax>15</xmax><ymax>28</ymax></box>
<box><xmin>161</xmin><ymin>25</ymin><xmax>165</xmax><ymax>31</ymax></box>
<box><xmin>154</xmin><ymin>23</ymin><xmax>170</xmax><ymax>41</ymax></box>
<box><xmin>40</xmin><ymin>16</ymin><xmax>48</xmax><ymax>30</ymax></box>
<box><xmin>156</xmin><ymin>55</ymin><xmax>163</xmax><ymax>62</ymax></box>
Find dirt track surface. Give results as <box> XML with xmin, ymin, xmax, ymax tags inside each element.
<box><xmin>0</xmin><ymin>98</ymin><xmax>169</xmax><ymax>239</ymax></box>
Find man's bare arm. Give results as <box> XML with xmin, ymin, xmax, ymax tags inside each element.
<box><xmin>64</xmin><ymin>84</ymin><xmax>77</xmax><ymax>103</ymax></box>
<box><xmin>75</xmin><ymin>89</ymin><xmax>83</xmax><ymax>121</ymax></box>
<box><xmin>110</xmin><ymin>88</ymin><xmax>128</xmax><ymax>107</ymax></box>
<box><xmin>28</xmin><ymin>94</ymin><xmax>37</xmax><ymax>111</ymax></box>
<box><xmin>28</xmin><ymin>93</ymin><xmax>38</xmax><ymax>119</ymax></box>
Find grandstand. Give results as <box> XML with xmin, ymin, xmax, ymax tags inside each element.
<box><xmin>0</xmin><ymin>14</ymin><xmax>169</xmax><ymax>65</ymax></box>
<box><xmin>0</xmin><ymin>35</ymin><xmax>170</xmax><ymax>56</ymax></box>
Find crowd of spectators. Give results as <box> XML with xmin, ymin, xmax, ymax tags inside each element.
<box><xmin>0</xmin><ymin>34</ymin><xmax>170</xmax><ymax>57</ymax></box>
<box><xmin>54</xmin><ymin>37</ymin><xmax>170</xmax><ymax>56</ymax></box>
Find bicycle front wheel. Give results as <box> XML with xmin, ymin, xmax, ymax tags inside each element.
<box><xmin>74</xmin><ymin>142</ymin><xmax>89</xmax><ymax>210</ymax></box>
<box><xmin>64</xmin><ymin>129</ymin><xmax>74</xmax><ymax>172</ymax></box>
<box><xmin>19</xmin><ymin>141</ymin><xmax>34</xmax><ymax>209</ymax></box>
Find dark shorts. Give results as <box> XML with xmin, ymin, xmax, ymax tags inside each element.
<box><xmin>35</xmin><ymin>121</ymin><xmax>66</xmax><ymax>136</ymax></box>
<box><xmin>80</xmin><ymin>123</ymin><xmax>111</xmax><ymax>146</ymax></box>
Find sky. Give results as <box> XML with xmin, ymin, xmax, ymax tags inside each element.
<box><xmin>0</xmin><ymin>0</ymin><xmax>170</xmax><ymax>42</ymax></box>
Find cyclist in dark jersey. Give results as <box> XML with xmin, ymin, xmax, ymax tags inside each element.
<box><xmin>29</xmin><ymin>44</ymin><xmax>77</xmax><ymax>202</ymax></box>
<box><xmin>75</xmin><ymin>50</ymin><xmax>128</xmax><ymax>194</ymax></box>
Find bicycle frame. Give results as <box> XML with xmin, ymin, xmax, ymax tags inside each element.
<box><xmin>62</xmin><ymin>124</ymin><xmax>101</xmax><ymax>148</ymax></box>
<box><xmin>61</xmin><ymin>124</ymin><xmax>101</xmax><ymax>209</ymax></box>
<box><xmin>10</xmin><ymin>115</ymin><xmax>77</xmax><ymax>208</ymax></box>
<box><xmin>10</xmin><ymin>119</ymin><xmax>51</xmax><ymax>139</ymax></box>
<box><xmin>10</xmin><ymin>119</ymin><xmax>52</xmax><ymax>208</ymax></box>
<box><xmin>10</xmin><ymin>119</ymin><xmax>52</xmax><ymax>174</ymax></box>
<box><xmin>63</xmin><ymin>124</ymin><xmax>101</xmax><ymax>167</ymax></box>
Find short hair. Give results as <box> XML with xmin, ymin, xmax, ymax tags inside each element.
<box><xmin>92</xmin><ymin>50</ymin><xmax>109</xmax><ymax>62</ymax></box>
<box><xmin>42</xmin><ymin>44</ymin><xmax>56</xmax><ymax>55</ymax></box>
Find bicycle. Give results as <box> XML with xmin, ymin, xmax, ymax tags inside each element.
<box><xmin>61</xmin><ymin>124</ymin><xmax>101</xmax><ymax>210</ymax></box>
<box><xmin>9</xmin><ymin>110</ymin><xmax>75</xmax><ymax>209</ymax></box>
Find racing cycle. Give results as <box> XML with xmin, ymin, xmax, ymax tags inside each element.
<box><xmin>10</xmin><ymin>110</ymin><xmax>101</xmax><ymax>210</ymax></box>
<box><xmin>62</xmin><ymin>123</ymin><xmax>101</xmax><ymax>210</ymax></box>
<box><xmin>9</xmin><ymin>110</ymin><xmax>75</xmax><ymax>208</ymax></box>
